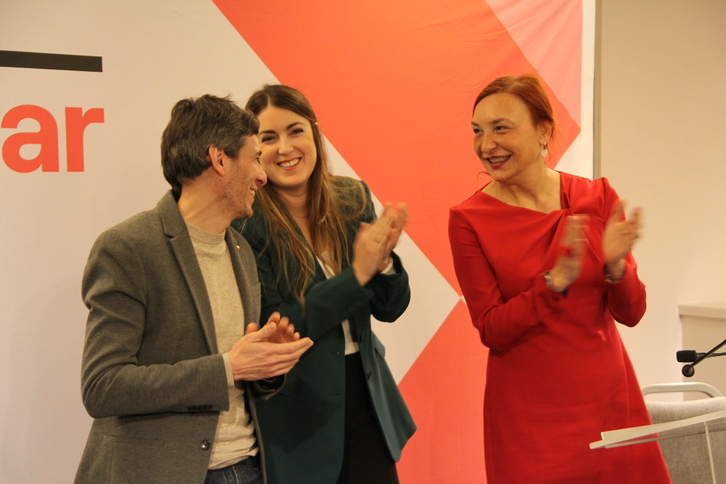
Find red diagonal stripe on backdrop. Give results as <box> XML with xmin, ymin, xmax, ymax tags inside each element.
<box><xmin>212</xmin><ymin>0</ymin><xmax>580</xmax><ymax>292</ymax></box>
<box><xmin>397</xmin><ymin>300</ymin><xmax>489</xmax><ymax>482</ymax></box>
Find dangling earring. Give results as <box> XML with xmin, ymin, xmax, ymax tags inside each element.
<box><xmin>541</xmin><ymin>143</ymin><xmax>549</xmax><ymax>158</ymax></box>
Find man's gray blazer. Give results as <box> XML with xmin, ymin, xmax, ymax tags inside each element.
<box><xmin>75</xmin><ymin>191</ymin><xmax>277</xmax><ymax>484</ymax></box>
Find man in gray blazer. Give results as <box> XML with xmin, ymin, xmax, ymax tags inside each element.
<box><xmin>75</xmin><ymin>95</ymin><xmax>313</xmax><ymax>484</ymax></box>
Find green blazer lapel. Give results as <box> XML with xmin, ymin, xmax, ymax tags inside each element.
<box><xmin>157</xmin><ymin>191</ymin><xmax>218</xmax><ymax>354</ymax></box>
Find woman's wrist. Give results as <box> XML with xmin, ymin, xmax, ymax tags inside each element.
<box><xmin>604</xmin><ymin>259</ymin><xmax>626</xmax><ymax>283</ymax></box>
<box><xmin>544</xmin><ymin>270</ymin><xmax>568</xmax><ymax>294</ymax></box>
<box><xmin>377</xmin><ymin>256</ymin><xmax>393</xmax><ymax>273</ymax></box>
<box><xmin>352</xmin><ymin>263</ymin><xmax>373</xmax><ymax>286</ymax></box>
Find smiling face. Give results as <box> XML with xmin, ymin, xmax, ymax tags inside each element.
<box><xmin>472</xmin><ymin>92</ymin><xmax>551</xmax><ymax>184</ymax></box>
<box><xmin>256</xmin><ymin>105</ymin><xmax>318</xmax><ymax>198</ymax></box>
<box><xmin>223</xmin><ymin>135</ymin><xmax>266</xmax><ymax>220</ymax></box>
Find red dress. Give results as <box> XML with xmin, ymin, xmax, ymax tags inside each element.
<box><xmin>449</xmin><ymin>172</ymin><xmax>670</xmax><ymax>483</ymax></box>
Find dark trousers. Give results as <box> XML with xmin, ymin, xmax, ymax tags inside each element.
<box><xmin>337</xmin><ymin>353</ymin><xmax>399</xmax><ymax>484</ymax></box>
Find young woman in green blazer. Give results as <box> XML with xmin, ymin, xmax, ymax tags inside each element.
<box><xmin>232</xmin><ymin>84</ymin><xmax>415</xmax><ymax>484</ymax></box>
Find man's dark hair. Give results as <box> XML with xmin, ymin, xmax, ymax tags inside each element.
<box><xmin>161</xmin><ymin>94</ymin><xmax>259</xmax><ymax>198</ymax></box>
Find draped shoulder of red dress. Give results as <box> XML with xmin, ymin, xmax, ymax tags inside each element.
<box><xmin>448</xmin><ymin>172</ymin><xmax>670</xmax><ymax>483</ymax></box>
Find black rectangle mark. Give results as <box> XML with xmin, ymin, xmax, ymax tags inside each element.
<box><xmin>0</xmin><ymin>50</ymin><xmax>102</xmax><ymax>72</ymax></box>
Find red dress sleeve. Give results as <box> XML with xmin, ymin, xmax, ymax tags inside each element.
<box><xmin>598</xmin><ymin>177</ymin><xmax>647</xmax><ymax>326</ymax></box>
<box><xmin>449</xmin><ymin>202</ymin><xmax>567</xmax><ymax>353</ymax></box>
<box><xmin>448</xmin><ymin>176</ymin><xmax>647</xmax><ymax>354</ymax></box>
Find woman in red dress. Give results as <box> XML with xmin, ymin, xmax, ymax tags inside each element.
<box><xmin>448</xmin><ymin>75</ymin><xmax>671</xmax><ymax>483</ymax></box>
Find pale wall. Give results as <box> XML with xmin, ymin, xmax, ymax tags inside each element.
<box><xmin>598</xmin><ymin>0</ymin><xmax>726</xmax><ymax>389</ymax></box>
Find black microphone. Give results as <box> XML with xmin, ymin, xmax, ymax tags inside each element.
<box><xmin>676</xmin><ymin>350</ymin><xmax>702</xmax><ymax>362</ymax></box>
<box><xmin>677</xmin><ymin>349</ymin><xmax>726</xmax><ymax>363</ymax></box>
<box><xmin>677</xmin><ymin>338</ymin><xmax>726</xmax><ymax>377</ymax></box>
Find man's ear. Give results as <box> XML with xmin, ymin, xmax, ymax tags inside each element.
<box><xmin>208</xmin><ymin>145</ymin><xmax>226</xmax><ymax>176</ymax></box>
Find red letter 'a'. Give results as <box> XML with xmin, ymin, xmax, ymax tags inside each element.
<box><xmin>65</xmin><ymin>107</ymin><xmax>104</xmax><ymax>172</ymax></box>
<box><xmin>1</xmin><ymin>105</ymin><xmax>59</xmax><ymax>173</ymax></box>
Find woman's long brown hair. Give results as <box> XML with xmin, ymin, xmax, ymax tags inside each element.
<box><xmin>245</xmin><ymin>85</ymin><xmax>365</xmax><ymax>301</ymax></box>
